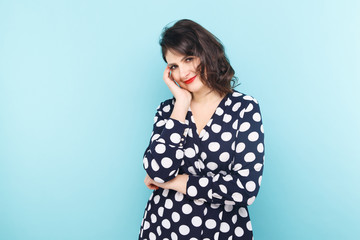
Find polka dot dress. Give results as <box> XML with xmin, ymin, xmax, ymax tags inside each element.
<box><xmin>139</xmin><ymin>90</ymin><xmax>265</xmax><ymax>240</ymax></box>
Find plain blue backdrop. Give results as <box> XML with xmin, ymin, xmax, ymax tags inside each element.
<box><xmin>0</xmin><ymin>0</ymin><xmax>359</xmax><ymax>239</ymax></box>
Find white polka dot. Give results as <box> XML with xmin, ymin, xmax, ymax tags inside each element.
<box><xmin>215</xmin><ymin>107</ymin><xmax>224</xmax><ymax>115</ymax></box>
<box><xmin>224</xmin><ymin>204</ymin><xmax>233</xmax><ymax>212</ymax></box>
<box><xmin>232</xmin><ymin>214</ymin><xmax>238</xmax><ymax>224</ymax></box>
<box><xmin>144</xmin><ymin>220</ymin><xmax>150</xmax><ymax>230</ymax></box>
<box><xmin>219</xmin><ymin>184</ymin><xmax>228</xmax><ymax>194</ymax></box>
<box><xmin>199</xmin><ymin>177</ymin><xmax>209</xmax><ymax>187</ymax></box>
<box><xmin>161</xmin><ymin>157</ymin><xmax>173</xmax><ymax>168</ymax></box>
<box><xmin>149</xmin><ymin>232</ymin><xmax>156</xmax><ymax>240</ymax></box>
<box><xmin>191</xmin><ymin>216</ymin><xmax>202</xmax><ymax>227</ymax></box>
<box><xmin>205</xmin><ymin>219</ymin><xmax>217</xmax><ymax>229</ymax></box>
<box><xmin>248</xmin><ymin>131</ymin><xmax>259</xmax><ymax>142</ymax></box>
<box><xmin>236</xmin><ymin>179</ymin><xmax>244</xmax><ymax>189</ymax></box>
<box><xmin>163</xmin><ymin>105</ymin><xmax>170</xmax><ymax>112</ymax></box>
<box><xmin>151</xmin><ymin>214</ymin><xmax>157</xmax><ymax>223</ymax></box>
<box><xmin>220</xmin><ymin>222</ymin><xmax>230</xmax><ymax>233</ymax></box>
<box><xmin>162</xmin><ymin>189</ymin><xmax>169</xmax><ymax>197</ymax></box>
<box><xmin>223</xmin><ymin>114</ymin><xmax>232</xmax><ymax>123</ymax></box>
<box><xmin>202</xmin><ymin>131</ymin><xmax>209</xmax><ymax>141</ymax></box>
<box><xmin>233</xmin><ymin>92</ymin><xmax>242</xmax><ymax>97</ymax></box>
<box><xmin>174</xmin><ymin>151</ymin><xmax>183</xmax><ymax>161</ymax></box>
<box><xmin>156</xmin><ymin>120</ymin><xmax>166</xmax><ymax>127</ymax></box>
<box><xmin>232</xmin><ymin>119</ymin><xmax>238</xmax><ymax>130</ymax></box>
<box><xmin>188</xmin><ymin>166</ymin><xmax>196</xmax><ymax>175</ymax></box>
<box><xmin>239</xmin><ymin>122</ymin><xmax>250</xmax><ymax>132</ymax></box>
<box><xmin>225</xmin><ymin>98</ymin><xmax>232</xmax><ymax>106</ymax></box>
<box><xmin>158</xmin><ymin>207</ymin><xmax>164</xmax><ymax>217</ymax></box>
<box><xmin>171</xmin><ymin>232</ymin><xmax>178</xmax><ymax>240</ymax></box>
<box><xmin>239</xmin><ymin>207</ymin><xmax>248</xmax><ymax>217</ymax></box>
<box><xmin>175</xmin><ymin>192</ymin><xmax>184</xmax><ymax>202</ymax></box>
<box><xmin>261</xmin><ymin>124</ymin><xmax>264</xmax><ymax>133</ymax></box>
<box><xmin>154</xmin><ymin>177</ymin><xmax>164</xmax><ymax>183</ymax></box>
<box><xmin>185</xmin><ymin>147</ymin><xmax>196</xmax><ymax>158</ymax></box>
<box><xmin>257</xmin><ymin>177</ymin><xmax>262</xmax><ymax>187</ymax></box>
<box><xmin>236</xmin><ymin>142</ymin><xmax>245</xmax><ymax>153</ymax></box>
<box><xmin>155</xmin><ymin>144</ymin><xmax>166</xmax><ymax>154</ymax></box>
<box><xmin>257</xmin><ymin>143</ymin><xmax>264</xmax><ymax>153</ymax></box>
<box><xmin>179</xmin><ymin>225</ymin><xmax>190</xmax><ymax>235</ymax></box>
<box><xmin>223</xmin><ymin>175</ymin><xmax>233</xmax><ymax>181</ymax></box>
<box><xmin>156</xmin><ymin>226</ymin><xmax>161</xmax><ymax>236</ymax></box>
<box><xmin>244</xmin><ymin>152</ymin><xmax>256</xmax><ymax>162</ymax></box>
<box><xmin>244</xmin><ymin>103</ymin><xmax>254</xmax><ymax>112</ymax></box>
<box><xmin>143</xmin><ymin>157</ymin><xmax>148</xmax><ymax>169</ymax></box>
<box><xmin>207</xmin><ymin>162</ymin><xmax>218</xmax><ymax>170</ymax></box>
<box><xmin>232</xmin><ymin>192</ymin><xmax>243</xmax><ymax>202</ymax></box>
<box><xmin>151</xmin><ymin>133</ymin><xmax>160</xmax><ymax>142</ymax></box>
<box><xmin>219</xmin><ymin>152</ymin><xmax>230</xmax><ymax>162</ymax></box>
<box><xmin>162</xmin><ymin>219</ymin><xmax>171</xmax><ymax>229</ymax></box>
<box><xmin>246</xmin><ymin>221</ymin><xmax>253</xmax><ymax>231</ymax></box>
<box><xmin>172</xmin><ymin>212</ymin><xmax>180</xmax><ymax>222</ymax></box>
<box><xmin>188</xmin><ymin>186</ymin><xmax>198</xmax><ymax>197</ymax></box>
<box><xmin>151</xmin><ymin>159</ymin><xmax>160</xmax><ymax>171</ymax></box>
<box><xmin>211</xmin><ymin>124</ymin><xmax>222</xmax><ymax>133</ymax></box>
<box><xmin>165</xmin><ymin>119</ymin><xmax>174</xmax><ymax>129</ymax></box>
<box><xmin>164</xmin><ymin>199</ymin><xmax>173</xmax><ymax>209</ymax></box>
<box><xmin>254</xmin><ymin>163</ymin><xmax>263</xmax><ymax>172</ymax></box>
<box><xmin>182</xmin><ymin>204</ymin><xmax>193</xmax><ymax>214</ymax></box>
<box><xmin>170</xmin><ymin>133</ymin><xmax>181</xmax><ymax>144</ymax></box>
<box><xmin>201</xmin><ymin>152</ymin><xmax>207</xmax><ymax>160</ymax></box>
<box><xmin>154</xmin><ymin>195</ymin><xmax>160</xmax><ymax>204</ymax></box>
<box><xmin>233</xmin><ymin>163</ymin><xmax>242</xmax><ymax>171</ymax></box>
<box><xmin>246</xmin><ymin>181</ymin><xmax>256</xmax><ymax>192</ymax></box>
<box><xmin>232</xmin><ymin>102</ymin><xmax>241</xmax><ymax>112</ymax></box>
<box><xmin>207</xmin><ymin>189</ymin><xmax>213</xmax><ymax>199</ymax></box>
<box><xmin>253</xmin><ymin>112</ymin><xmax>261</xmax><ymax>122</ymax></box>
<box><xmin>221</xmin><ymin>132</ymin><xmax>232</xmax><ymax>141</ymax></box>
<box><xmin>208</xmin><ymin>142</ymin><xmax>220</xmax><ymax>152</ymax></box>
<box><xmin>235</xmin><ymin>226</ymin><xmax>244</xmax><ymax>237</ymax></box>
<box><xmin>239</xmin><ymin>169</ymin><xmax>249</xmax><ymax>177</ymax></box>
<box><xmin>247</xmin><ymin>196</ymin><xmax>255</xmax><ymax>205</ymax></box>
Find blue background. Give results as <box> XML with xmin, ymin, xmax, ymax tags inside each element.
<box><xmin>1</xmin><ymin>0</ymin><xmax>359</xmax><ymax>239</ymax></box>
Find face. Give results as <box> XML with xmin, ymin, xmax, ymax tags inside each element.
<box><xmin>165</xmin><ymin>50</ymin><xmax>208</xmax><ymax>93</ymax></box>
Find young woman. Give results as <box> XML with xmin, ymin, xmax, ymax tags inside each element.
<box><xmin>139</xmin><ymin>19</ymin><xmax>265</xmax><ymax>240</ymax></box>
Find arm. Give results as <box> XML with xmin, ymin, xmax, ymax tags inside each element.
<box><xmin>143</xmin><ymin>101</ymin><xmax>190</xmax><ymax>183</ymax></box>
<box><xmin>185</xmin><ymin>99</ymin><xmax>265</xmax><ymax>206</ymax></box>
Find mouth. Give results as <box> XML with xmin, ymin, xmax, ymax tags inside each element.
<box><xmin>184</xmin><ymin>75</ymin><xmax>196</xmax><ymax>84</ymax></box>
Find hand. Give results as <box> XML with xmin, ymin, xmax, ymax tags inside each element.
<box><xmin>163</xmin><ymin>66</ymin><xmax>192</xmax><ymax>106</ymax></box>
<box><xmin>144</xmin><ymin>174</ymin><xmax>159</xmax><ymax>190</ymax></box>
<box><xmin>144</xmin><ymin>173</ymin><xmax>189</xmax><ymax>195</ymax></box>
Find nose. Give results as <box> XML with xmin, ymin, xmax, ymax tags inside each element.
<box><xmin>179</xmin><ymin>65</ymin><xmax>190</xmax><ymax>80</ymax></box>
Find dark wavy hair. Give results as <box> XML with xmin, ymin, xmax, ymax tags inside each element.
<box><xmin>159</xmin><ymin>19</ymin><xmax>239</xmax><ymax>97</ymax></box>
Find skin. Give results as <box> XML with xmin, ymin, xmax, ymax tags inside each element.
<box><xmin>144</xmin><ymin>49</ymin><xmax>224</xmax><ymax>195</ymax></box>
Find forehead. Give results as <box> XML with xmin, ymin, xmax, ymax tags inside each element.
<box><xmin>165</xmin><ymin>49</ymin><xmax>186</xmax><ymax>63</ymax></box>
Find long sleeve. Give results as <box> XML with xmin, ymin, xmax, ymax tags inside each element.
<box><xmin>142</xmin><ymin>100</ymin><xmax>190</xmax><ymax>183</ymax></box>
<box><xmin>185</xmin><ymin>98</ymin><xmax>265</xmax><ymax>206</ymax></box>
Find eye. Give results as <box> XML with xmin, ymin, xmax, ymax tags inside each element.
<box><xmin>185</xmin><ymin>57</ymin><xmax>193</xmax><ymax>62</ymax></box>
<box><xmin>169</xmin><ymin>65</ymin><xmax>177</xmax><ymax>70</ymax></box>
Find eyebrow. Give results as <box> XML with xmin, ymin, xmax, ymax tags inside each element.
<box><xmin>167</xmin><ymin>56</ymin><xmax>189</xmax><ymax>67</ymax></box>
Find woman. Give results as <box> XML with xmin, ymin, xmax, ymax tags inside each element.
<box><xmin>139</xmin><ymin>19</ymin><xmax>265</xmax><ymax>240</ymax></box>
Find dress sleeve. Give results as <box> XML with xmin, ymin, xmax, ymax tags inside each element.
<box><xmin>142</xmin><ymin>101</ymin><xmax>190</xmax><ymax>183</ymax></box>
<box><xmin>185</xmin><ymin>99</ymin><xmax>265</xmax><ymax>206</ymax></box>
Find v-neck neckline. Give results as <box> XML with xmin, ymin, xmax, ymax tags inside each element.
<box><xmin>188</xmin><ymin>91</ymin><xmax>231</xmax><ymax>139</ymax></box>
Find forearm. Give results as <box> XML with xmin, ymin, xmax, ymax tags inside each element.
<box><xmin>170</xmin><ymin>102</ymin><xmax>189</xmax><ymax>123</ymax></box>
<box><xmin>153</xmin><ymin>174</ymin><xmax>189</xmax><ymax>195</ymax></box>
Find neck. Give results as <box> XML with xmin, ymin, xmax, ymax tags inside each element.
<box><xmin>191</xmin><ymin>88</ymin><xmax>223</xmax><ymax>105</ymax></box>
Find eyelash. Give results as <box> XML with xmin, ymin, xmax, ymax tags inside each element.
<box><xmin>169</xmin><ymin>57</ymin><xmax>194</xmax><ymax>70</ymax></box>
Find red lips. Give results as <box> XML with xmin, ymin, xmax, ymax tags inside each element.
<box><xmin>184</xmin><ymin>75</ymin><xmax>196</xmax><ymax>84</ymax></box>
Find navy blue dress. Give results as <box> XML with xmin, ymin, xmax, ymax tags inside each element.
<box><xmin>139</xmin><ymin>89</ymin><xmax>265</xmax><ymax>239</ymax></box>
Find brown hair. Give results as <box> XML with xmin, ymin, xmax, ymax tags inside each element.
<box><xmin>159</xmin><ymin>19</ymin><xmax>239</xmax><ymax>97</ymax></box>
